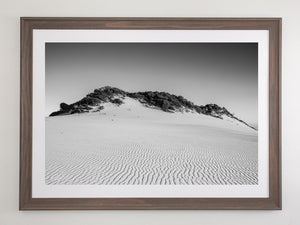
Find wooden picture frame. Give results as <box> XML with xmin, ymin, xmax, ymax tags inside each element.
<box><xmin>20</xmin><ymin>17</ymin><xmax>281</xmax><ymax>210</ymax></box>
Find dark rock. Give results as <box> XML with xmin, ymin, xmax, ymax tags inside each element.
<box><xmin>49</xmin><ymin>111</ymin><xmax>65</xmax><ymax>117</ymax></box>
<box><xmin>60</xmin><ymin>103</ymin><xmax>71</xmax><ymax>111</ymax></box>
<box><xmin>111</xmin><ymin>98</ymin><xmax>123</xmax><ymax>105</ymax></box>
<box><xmin>162</xmin><ymin>100</ymin><xmax>170</xmax><ymax>112</ymax></box>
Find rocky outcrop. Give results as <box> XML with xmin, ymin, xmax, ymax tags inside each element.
<box><xmin>49</xmin><ymin>86</ymin><xmax>256</xmax><ymax>130</ymax></box>
<box><xmin>49</xmin><ymin>86</ymin><xmax>125</xmax><ymax>116</ymax></box>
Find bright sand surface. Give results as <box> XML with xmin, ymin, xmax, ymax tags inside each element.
<box><xmin>46</xmin><ymin>98</ymin><xmax>258</xmax><ymax>185</ymax></box>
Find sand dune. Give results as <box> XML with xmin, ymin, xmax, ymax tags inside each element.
<box><xmin>46</xmin><ymin>98</ymin><xmax>258</xmax><ymax>185</ymax></box>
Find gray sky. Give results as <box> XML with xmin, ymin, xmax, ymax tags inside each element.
<box><xmin>46</xmin><ymin>43</ymin><xmax>258</xmax><ymax>126</ymax></box>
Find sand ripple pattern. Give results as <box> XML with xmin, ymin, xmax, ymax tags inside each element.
<box><xmin>46</xmin><ymin>139</ymin><xmax>257</xmax><ymax>185</ymax></box>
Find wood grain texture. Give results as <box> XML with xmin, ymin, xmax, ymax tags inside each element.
<box><xmin>19</xmin><ymin>18</ymin><xmax>281</xmax><ymax>210</ymax></box>
<box><xmin>20</xmin><ymin>18</ymin><xmax>33</xmax><ymax>210</ymax></box>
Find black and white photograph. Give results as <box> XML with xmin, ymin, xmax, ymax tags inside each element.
<box><xmin>45</xmin><ymin>42</ymin><xmax>258</xmax><ymax>186</ymax></box>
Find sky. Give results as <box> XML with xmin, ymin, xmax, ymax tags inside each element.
<box><xmin>46</xmin><ymin>43</ymin><xmax>258</xmax><ymax>126</ymax></box>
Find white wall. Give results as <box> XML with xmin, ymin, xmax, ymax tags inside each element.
<box><xmin>0</xmin><ymin>0</ymin><xmax>299</xmax><ymax>224</ymax></box>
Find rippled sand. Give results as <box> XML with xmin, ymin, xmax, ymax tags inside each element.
<box><xmin>46</xmin><ymin>98</ymin><xmax>258</xmax><ymax>185</ymax></box>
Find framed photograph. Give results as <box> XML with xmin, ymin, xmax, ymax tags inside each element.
<box><xmin>20</xmin><ymin>18</ymin><xmax>281</xmax><ymax>210</ymax></box>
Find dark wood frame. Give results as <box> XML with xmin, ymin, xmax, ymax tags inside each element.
<box><xmin>20</xmin><ymin>17</ymin><xmax>281</xmax><ymax>210</ymax></box>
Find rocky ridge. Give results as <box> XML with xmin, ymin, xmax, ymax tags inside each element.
<box><xmin>49</xmin><ymin>86</ymin><xmax>256</xmax><ymax>130</ymax></box>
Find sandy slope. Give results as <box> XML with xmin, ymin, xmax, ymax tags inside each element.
<box><xmin>46</xmin><ymin>98</ymin><xmax>258</xmax><ymax>185</ymax></box>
